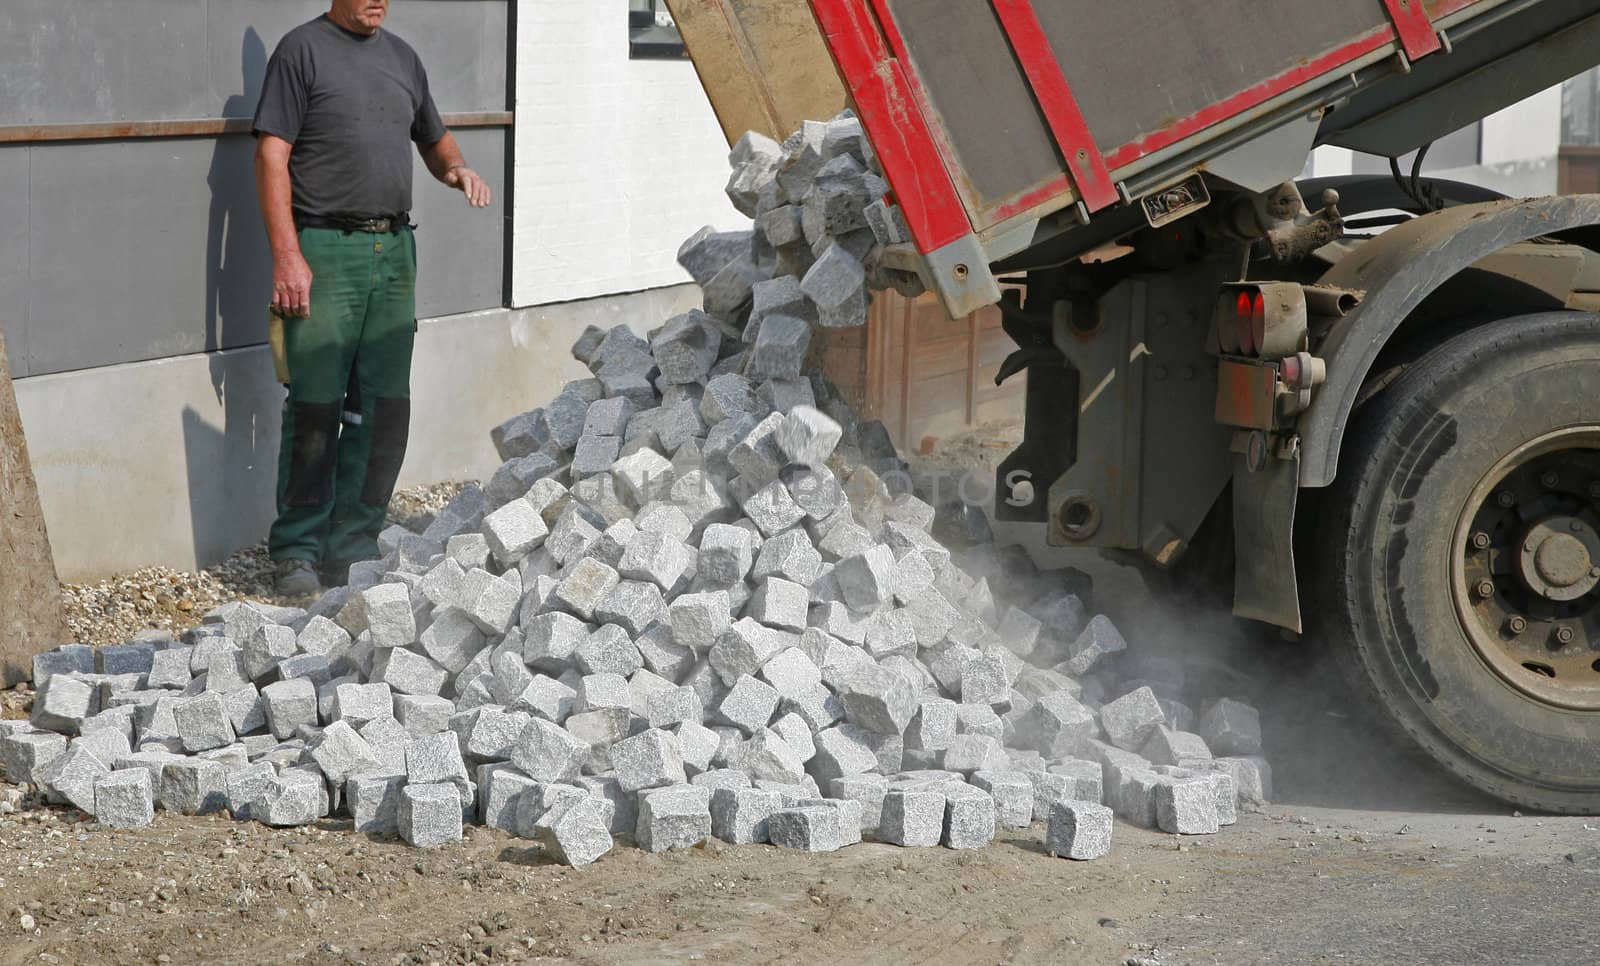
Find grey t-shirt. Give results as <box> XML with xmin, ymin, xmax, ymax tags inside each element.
<box><xmin>253</xmin><ymin>15</ymin><xmax>447</xmax><ymax>222</ymax></box>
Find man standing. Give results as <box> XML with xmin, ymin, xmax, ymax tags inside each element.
<box><xmin>254</xmin><ymin>0</ymin><xmax>491</xmax><ymax>595</ymax></box>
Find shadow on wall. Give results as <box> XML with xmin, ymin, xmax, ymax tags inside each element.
<box><xmin>190</xmin><ymin>26</ymin><xmax>280</xmax><ymax>568</ymax></box>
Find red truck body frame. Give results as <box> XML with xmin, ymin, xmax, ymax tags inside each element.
<box><xmin>809</xmin><ymin>0</ymin><xmax>1491</xmax><ymax>263</ymax></box>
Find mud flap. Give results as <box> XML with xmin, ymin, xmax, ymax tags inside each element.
<box><xmin>361</xmin><ymin>396</ymin><xmax>411</xmax><ymax>507</ymax></box>
<box><xmin>285</xmin><ymin>400</ymin><xmax>341</xmax><ymax>507</ymax></box>
<box><xmin>1231</xmin><ymin>448</ymin><xmax>1302</xmax><ymax>632</ymax></box>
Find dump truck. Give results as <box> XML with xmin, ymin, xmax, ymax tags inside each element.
<box><xmin>665</xmin><ymin>0</ymin><xmax>1600</xmax><ymax>813</ymax></box>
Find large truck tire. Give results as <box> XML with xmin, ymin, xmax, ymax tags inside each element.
<box><xmin>1316</xmin><ymin>311</ymin><xmax>1600</xmax><ymax>814</ymax></box>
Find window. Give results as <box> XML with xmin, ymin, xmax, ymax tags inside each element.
<box><xmin>629</xmin><ymin>0</ymin><xmax>687</xmax><ymax>60</ymax></box>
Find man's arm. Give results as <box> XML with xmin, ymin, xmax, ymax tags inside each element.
<box><xmin>419</xmin><ymin>132</ymin><xmax>492</xmax><ymax>209</ymax></box>
<box><xmin>255</xmin><ymin>134</ymin><xmax>313</xmax><ymax>318</ymax></box>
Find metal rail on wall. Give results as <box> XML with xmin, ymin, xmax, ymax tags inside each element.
<box><xmin>0</xmin><ymin>112</ymin><xmax>514</xmax><ymax>145</ymax></box>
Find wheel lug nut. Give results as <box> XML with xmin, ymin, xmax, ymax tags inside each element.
<box><xmin>1471</xmin><ymin>532</ymin><xmax>1491</xmax><ymax>550</ymax></box>
<box><xmin>1541</xmin><ymin>471</ymin><xmax>1560</xmax><ymax>489</ymax></box>
<box><xmin>1507</xmin><ymin>615</ymin><xmax>1528</xmax><ymax>634</ymax></box>
<box><xmin>1497</xmin><ymin>491</ymin><xmax>1517</xmax><ymax>508</ymax></box>
<box><xmin>1474</xmin><ymin>579</ymin><xmax>1495</xmax><ymax>599</ymax></box>
<box><xmin>1555</xmin><ymin>626</ymin><xmax>1575</xmax><ymax>645</ymax></box>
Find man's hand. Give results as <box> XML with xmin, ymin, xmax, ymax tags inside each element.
<box><xmin>272</xmin><ymin>249</ymin><xmax>314</xmax><ymax>318</ymax></box>
<box><xmin>446</xmin><ymin>166</ymin><xmax>492</xmax><ymax>208</ymax></box>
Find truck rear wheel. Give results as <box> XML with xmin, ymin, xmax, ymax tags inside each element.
<box><xmin>1317</xmin><ymin>312</ymin><xmax>1600</xmax><ymax>813</ymax></box>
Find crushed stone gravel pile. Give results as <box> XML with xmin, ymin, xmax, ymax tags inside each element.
<box><xmin>4</xmin><ymin>113</ymin><xmax>1269</xmax><ymax>865</ymax></box>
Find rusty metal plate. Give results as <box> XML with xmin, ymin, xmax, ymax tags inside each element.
<box><xmin>1215</xmin><ymin>359</ymin><xmax>1279</xmax><ymax>430</ymax></box>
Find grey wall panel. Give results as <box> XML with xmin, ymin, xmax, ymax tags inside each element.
<box><xmin>0</xmin><ymin>148</ymin><xmax>32</xmax><ymax>378</ymax></box>
<box><xmin>412</xmin><ymin>128</ymin><xmax>507</xmax><ymax>320</ymax></box>
<box><xmin>23</xmin><ymin>138</ymin><xmax>263</xmax><ymax>375</ymax></box>
<box><xmin>0</xmin><ymin>0</ymin><xmax>211</xmax><ymax>124</ymax></box>
<box><xmin>1</xmin><ymin>1</ymin><xmax>507</xmax><ymax>126</ymax></box>
<box><xmin>18</xmin><ymin>128</ymin><xmax>504</xmax><ymax>377</ymax></box>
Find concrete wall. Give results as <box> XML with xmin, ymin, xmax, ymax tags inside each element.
<box><xmin>511</xmin><ymin>0</ymin><xmax>741</xmax><ymax>307</ymax></box>
<box><xmin>16</xmin><ymin>286</ymin><xmax>702</xmax><ymax>581</ymax></box>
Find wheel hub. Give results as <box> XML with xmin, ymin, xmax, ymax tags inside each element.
<box><xmin>1518</xmin><ymin>517</ymin><xmax>1600</xmax><ymax>600</ymax></box>
<box><xmin>1453</xmin><ymin>429</ymin><xmax>1600</xmax><ymax>711</ymax></box>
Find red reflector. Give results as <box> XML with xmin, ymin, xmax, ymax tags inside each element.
<box><xmin>1252</xmin><ymin>291</ymin><xmax>1265</xmax><ymax>317</ymax></box>
<box><xmin>1235</xmin><ymin>291</ymin><xmax>1252</xmax><ymax>320</ymax></box>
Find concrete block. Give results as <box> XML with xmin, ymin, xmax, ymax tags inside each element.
<box><xmin>751</xmin><ymin>532</ymin><xmax>822</xmax><ymax>588</ymax></box>
<box><xmin>452</xmin><ymin>706</ymin><xmax>531</xmax><ymax>763</ymax></box>
<box><xmin>252</xmin><ymin>771</ymin><xmax>326</xmax><ymax>827</ymax></box>
<box><xmin>512</xmin><ymin>718</ymin><xmax>589</xmax><ymax>783</ymax></box>
<box><xmin>837</xmin><ymin>663</ymin><xmax>918</xmax><ymax>736</ymax></box>
<box><xmin>636</xmin><ymin>784</ymin><xmax>712</xmax><ymax>852</ymax></box>
<box><xmin>944</xmin><ymin>734</ymin><xmax>1009</xmax><ymax>775</ymax></box>
<box><xmin>718</xmin><ymin>675</ymin><xmax>781</xmax><ymax>734</ymax></box>
<box><xmin>553</xmin><ymin>558</ymin><xmax>621</xmax><ymax>623</ymax></box>
<box><xmin>697</xmin><ymin>524</ymin><xmax>755</xmax><ymax>586</ymax></box>
<box><xmin>1064</xmin><ymin>615</ymin><xmax>1127</xmax><ymax>676</ymax></box>
<box><xmin>767</xmin><ymin>805</ymin><xmax>845</xmax><ymax>852</ymax></box>
<box><xmin>361</xmin><ymin>583</ymin><xmax>417</xmax><ymax>650</ymax></box>
<box><xmin>781</xmin><ymin>683</ymin><xmax>845</xmax><ymax>735</ymax></box>
<box><xmin>670</xmin><ymin>469</ymin><xmax>733</xmax><ymax>532</ymax></box>
<box><xmin>758</xmin><ymin>647</ymin><xmax>823</xmax><ymax>698</ymax></box>
<box><xmin>546</xmin><ymin>506</ymin><xmax>601</xmax><ymax>569</ymax></box>
<box><xmin>662</xmin><ymin>591</ymin><xmax>728</xmax><ymax>657</ymax></box>
<box><xmin>1156</xmin><ymin>777</ymin><xmax>1220</xmax><ymax>834</ymax></box>
<box><xmin>93</xmin><ymin>768</ymin><xmax>155</xmax><ymax>828</ymax></box>
<box><xmin>39</xmin><ymin>744</ymin><xmax>109</xmax><ymax>812</ymax></box>
<box><xmin>369</xmin><ymin>648</ymin><xmax>448</xmax><ymax>698</ymax></box>
<box><xmin>572</xmin><ymin>624</ymin><xmax>642</xmax><ymax>678</ymax></box>
<box><xmin>644</xmin><ymin>686</ymin><xmax>701</xmax><ymax>730</ymax></box>
<box><xmin>1217</xmin><ymin>755</ymin><xmax>1273</xmax><ymax>804</ymax></box>
<box><xmin>1141</xmin><ymin>727</ymin><xmax>1213</xmax><ymax>767</ymax></box>
<box><xmin>223</xmin><ymin>761</ymin><xmax>278</xmax><ymax>819</ymax></box>
<box><xmin>399</xmin><ymin>782</ymin><xmax>464</xmax><ymax>848</ymax></box>
<box><xmin>571</xmin><ymin>434</ymin><xmax>622</xmax><ymax>479</ymax></box>
<box><xmin>879</xmin><ymin>789</ymin><xmax>943</xmax><ymax>847</ymax></box>
<box><xmin>904</xmin><ymin>697</ymin><xmax>958</xmax><ymax>753</ymax></box>
<box><xmin>582</xmin><ymin>396</ymin><xmax>636</xmax><ymax>439</ymax></box>
<box><xmin>74</xmin><ymin>727</ymin><xmax>132</xmax><ymax>766</ymax></box>
<box><xmin>32</xmin><ymin>645</ymin><xmax>95</xmax><ymax>689</ymax></box>
<box><xmin>732</xmin><ymin>728</ymin><xmax>807</xmax><ymax>785</ymax></box>
<box><xmin>700</xmin><ymin>372</ymin><xmax>761</xmax><ymax>427</ymax></box>
<box><xmin>833</xmin><ymin>545</ymin><xmax>895</xmax><ymax>611</ymax></box>
<box><xmin>673</xmin><ymin>719</ymin><xmax>721</xmax><ymax>775</ymax></box>
<box><xmin>1047</xmin><ymin>759</ymin><xmax>1105</xmax><ymax>806</ymax></box>
<box><xmin>483</xmin><ymin>499</ymin><xmax>550</xmax><ymax>568</ymax></box>
<box><xmin>406</xmin><ymin>730</ymin><xmax>469</xmax><ymax>785</ymax></box>
<box><xmin>1046</xmin><ymin>801</ymin><xmax>1113</xmax><ymax>860</ymax></box>
<box><xmin>707</xmin><ymin>786</ymin><xmax>779</xmax><ymax>844</ymax></box>
<box><xmin>347</xmin><ymin>773</ymin><xmax>406</xmax><ymax>834</ymax></box>
<box><xmin>971</xmin><ymin>771</ymin><xmax>1034</xmax><ymax>828</ymax></box>
<box><xmin>741</xmin><ymin>480</ymin><xmax>807</xmax><ymax>538</ymax></box>
<box><xmin>593</xmin><ymin>581</ymin><xmax>668</xmax><ymax>638</ymax></box>
<box><xmin>386</xmin><ymin>694</ymin><xmax>449</xmax><ymax>740</ymax></box>
<box><xmin>709</xmin><ymin>617</ymin><xmax>787</xmax><ymax>685</ymax></box>
<box><xmin>942</xmin><ymin>785</ymin><xmax>997</xmax><ymax>849</ymax></box>
<box><xmin>1199</xmin><ymin>698</ymin><xmax>1263</xmax><ymax>756</ymax></box>
<box><xmin>777</xmin><ymin>409</ymin><xmax>843</xmax><ymax>470</ymax></box>
<box><xmin>744</xmin><ymin>314</ymin><xmax>811</xmax><ymax>381</ymax></box>
<box><xmin>1017</xmin><ymin>691</ymin><xmax>1099</xmax><ymax>759</ymax></box>
<box><xmin>828</xmin><ymin>774</ymin><xmax>888</xmax><ymax>830</ymax></box>
<box><xmin>652</xmin><ymin>310</ymin><xmax>723</xmax><ymax>385</ymax></box>
<box><xmin>746</xmin><ymin>577</ymin><xmax>807</xmax><ymax>633</ymax></box>
<box><xmin>536</xmin><ymin>795</ymin><xmax>615</xmax><ymax>867</ymax></box>
<box><xmin>809</xmin><ymin>723</ymin><xmax>880</xmax><ymax>785</ymax></box>
<box><xmin>800</xmin><ymin>244</ymin><xmax>868</xmax><ymax>329</ymax></box>
<box><xmin>612</xmin><ymin>448</ymin><xmax>676</xmax><ymax>509</ymax></box>
<box><xmin>618</xmin><ymin>530</ymin><xmax>692</xmax><ymax>591</ymax></box>
<box><xmin>610</xmin><ymin>728</ymin><xmax>687</xmax><ymax>792</ymax></box>
<box><xmin>309</xmin><ymin>720</ymin><xmax>383</xmax><ymax>785</ymax></box>
<box><xmin>159</xmin><ymin>758</ymin><xmax>227</xmax><ymax>815</ymax></box>
<box><xmin>1100</xmin><ymin>687</ymin><xmax>1167</xmax><ymax>752</ymax></box>
<box><xmin>521</xmin><ymin>611</ymin><xmax>588</xmax><ymax>675</ymax></box>
<box><xmin>30</xmin><ymin>673</ymin><xmax>95</xmax><ymax>735</ymax></box>
<box><xmin>173</xmin><ymin>693</ymin><xmax>236</xmax><ymax>752</ymax></box>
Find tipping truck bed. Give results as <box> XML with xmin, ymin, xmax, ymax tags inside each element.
<box><xmin>670</xmin><ymin>0</ymin><xmax>1600</xmax><ymax>317</ymax></box>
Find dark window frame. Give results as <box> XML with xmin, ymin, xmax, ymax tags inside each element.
<box><xmin>629</xmin><ymin>0</ymin><xmax>688</xmax><ymax>60</ymax></box>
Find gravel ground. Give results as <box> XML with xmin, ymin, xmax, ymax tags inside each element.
<box><xmin>57</xmin><ymin>482</ymin><xmax>470</xmax><ymax>649</ymax></box>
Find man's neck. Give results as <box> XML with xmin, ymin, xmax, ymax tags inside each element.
<box><xmin>326</xmin><ymin>10</ymin><xmax>379</xmax><ymax>37</ymax></box>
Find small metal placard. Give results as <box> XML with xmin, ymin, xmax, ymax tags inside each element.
<box><xmin>1141</xmin><ymin>174</ymin><xmax>1211</xmax><ymax>228</ymax></box>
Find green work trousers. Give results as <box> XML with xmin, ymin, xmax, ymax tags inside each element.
<box><xmin>268</xmin><ymin>226</ymin><xmax>417</xmax><ymax>572</ymax></box>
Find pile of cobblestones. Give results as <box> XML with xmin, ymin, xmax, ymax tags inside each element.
<box><xmin>3</xmin><ymin>114</ymin><xmax>1269</xmax><ymax>866</ymax></box>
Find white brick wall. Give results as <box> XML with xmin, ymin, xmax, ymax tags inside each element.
<box><xmin>511</xmin><ymin>1</ymin><xmax>743</xmax><ymax>308</ymax></box>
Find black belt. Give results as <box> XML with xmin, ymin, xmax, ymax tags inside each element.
<box><xmin>296</xmin><ymin>213</ymin><xmax>410</xmax><ymax>233</ymax></box>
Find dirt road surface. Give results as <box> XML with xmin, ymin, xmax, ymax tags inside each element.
<box><xmin>6</xmin><ymin>585</ymin><xmax>1597</xmax><ymax>965</ymax></box>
